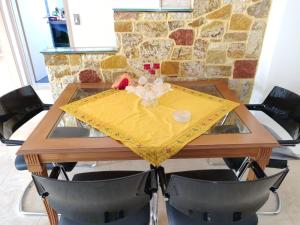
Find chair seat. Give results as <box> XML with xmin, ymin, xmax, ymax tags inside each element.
<box><xmin>166</xmin><ymin>169</ymin><xmax>238</xmax><ymax>183</ymax></box>
<box><xmin>59</xmin><ymin>206</ymin><xmax>149</xmax><ymax>225</ymax></box>
<box><xmin>14</xmin><ymin>155</ymin><xmax>76</xmax><ymax>172</ymax></box>
<box><xmin>166</xmin><ymin>202</ymin><xmax>258</xmax><ymax>225</ymax></box>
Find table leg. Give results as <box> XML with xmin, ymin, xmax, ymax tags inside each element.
<box><xmin>24</xmin><ymin>154</ymin><xmax>58</xmax><ymax>225</ymax></box>
<box><xmin>247</xmin><ymin>147</ymin><xmax>272</xmax><ymax>180</ymax></box>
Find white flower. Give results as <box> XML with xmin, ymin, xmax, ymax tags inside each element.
<box><xmin>138</xmin><ymin>76</ymin><xmax>148</xmax><ymax>85</ymax></box>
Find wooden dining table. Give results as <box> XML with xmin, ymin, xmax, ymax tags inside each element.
<box><xmin>17</xmin><ymin>80</ymin><xmax>278</xmax><ymax>225</ymax></box>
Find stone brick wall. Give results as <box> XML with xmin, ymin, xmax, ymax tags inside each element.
<box><xmin>44</xmin><ymin>0</ymin><xmax>271</xmax><ymax>102</ymax></box>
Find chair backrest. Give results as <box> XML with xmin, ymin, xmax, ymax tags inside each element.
<box><xmin>262</xmin><ymin>86</ymin><xmax>300</xmax><ymax>140</ymax></box>
<box><xmin>166</xmin><ymin>169</ymin><xmax>288</xmax><ymax>224</ymax></box>
<box><xmin>0</xmin><ymin>86</ymin><xmax>44</xmax><ymax>139</ymax></box>
<box><xmin>33</xmin><ymin>170</ymin><xmax>154</xmax><ymax>224</ymax></box>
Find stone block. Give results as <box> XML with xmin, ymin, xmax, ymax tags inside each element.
<box><xmin>123</xmin><ymin>47</ymin><xmax>139</xmax><ymax>59</ymax></box>
<box><xmin>193</xmin><ymin>0</ymin><xmax>221</xmax><ymax>17</ymax></box>
<box><xmin>227</xmin><ymin>43</ymin><xmax>245</xmax><ymax>58</ymax></box>
<box><xmin>79</xmin><ymin>69</ymin><xmax>101</xmax><ymax>83</ymax></box>
<box><xmin>168</xmin><ymin>13</ymin><xmax>193</xmax><ymax>20</ymax></box>
<box><xmin>161</xmin><ymin>61</ymin><xmax>180</xmax><ymax>75</ymax></box>
<box><xmin>169</xmin><ymin>29</ymin><xmax>194</xmax><ymax>46</ymax></box>
<box><xmin>193</xmin><ymin>39</ymin><xmax>209</xmax><ymax>59</ymax></box>
<box><xmin>69</xmin><ymin>55</ymin><xmax>81</xmax><ymax>66</ymax></box>
<box><xmin>45</xmin><ymin>54</ymin><xmax>68</xmax><ymax>66</ymax></box>
<box><xmin>188</xmin><ymin>18</ymin><xmax>205</xmax><ymax>28</ymax></box>
<box><xmin>206</xmin><ymin>50</ymin><xmax>227</xmax><ymax>64</ymax></box>
<box><xmin>114</xmin><ymin>12</ymin><xmax>138</xmax><ymax>20</ymax></box>
<box><xmin>140</xmin><ymin>13</ymin><xmax>167</xmax><ymax>20</ymax></box>
<box><xmin>247</xmin><ymin>0</ymin><xmax>271</xmax><ymax>18</ymax></box>
<box><xmin>233</xmin><ymin>60</ymin><xmax>258</xmax><ymax>78</ymax></box>
<box><xmin>140</xmin><ymin>39</ymin><xmax>174</xmax><ymax>60</ymax></box>
<box><xmin>135</xmin><ymin>22</ymin><xmax>168</xmax><ymax>38</ymax></box>
<box><xmin>229</xmin><ymin>14</ymin><xmax>252</xmax><ymax>30</ymax></box>
<box><xmin>206</xmin><ymin>4</ymin><xmax>232</xmax><ymax>19</ymax></box>
<box><xmin>114</xmin><ymin>22</ymin><xmax>133</xmax><ymax>32</ymax></box>
<box><xmin>171</xmin><ymin>47</ymin><xmax>192</xmax><ymax>60</ymax></box>
<box><xmin>223</xmin><ymin>32</ymin><xmax>248</xmax><ymax>42</ymax></box>
<box><xmin>122</xmin><ymin>33</ymin><xmax>143</xmax><ymax>47</ymax></box>
<box><xmin>205</xmin><ymin>65</ymin><xmax>232</xmax><ymax>77</ymax></box>
<box><xmin>168</xmin><ymin>21</ymin><xmax>185</xmax><ymax>30</ymax></box>
<box><xmin>200</xmin><ymin>21</ymin><xmax>225</xmax><ymax>39</ymax></box>
<box><xmin>48</xmin><ymin>65</ymin><xmax>71</xmax><ymax>78</ymax></box>
<box><xmin>101</xmin><ymin>55</ymin><xmax>128</xmax><ymax>69</ymax></box>
<box><xmin>181</xmin><ymin>61</ymin><xmax>205</xmax><ymax>77</ymax></box>
<box><xmin>245</xmin><ymin>21</ymin><xmax>266</xmax><ymax>58</ymax></box>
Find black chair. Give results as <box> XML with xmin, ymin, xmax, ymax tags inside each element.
<box><xmin>32</xmin><ymin>167</ymin><xmax>158</xmax><ymax>225</ymax></box>
<box><xmin>0</xmin><ymin>85</ymin><xmax>79</xmax><ymax>174</ymax></box>
<box><xmin>0</xmin><ymin>86</ymin><xmax>84</xmax><ymax>214</ymax></box>
<box><xmin>223</xmin><ymin>86</ymin><xmax>300</xmax><ymax>214</ymax></box>
<box><xmin>158</xmin><ymin>161</ymin><xmax>288</xmax><ymax>225</ymax></box>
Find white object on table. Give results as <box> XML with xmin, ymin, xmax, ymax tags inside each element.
<box><xmin>173</xmin><ymin>110</ymin><xmax>191</xmax><ymax>123</ymax></box>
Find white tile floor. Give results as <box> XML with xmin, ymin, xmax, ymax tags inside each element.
<box><xmin>1</xmin><ymin>89</ymin><xmax>300</xmax><ymax>225</ymax></box>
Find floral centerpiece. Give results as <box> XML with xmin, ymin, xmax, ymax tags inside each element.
<box><xmin>111</xmin><ymin>63</ymin><xmax>172</xmax><ymax>106</ymax></box>
<box><xmin>127</xmin><ymin>63</ymin><xmax>172</xmax><ymax>106</ymax></box>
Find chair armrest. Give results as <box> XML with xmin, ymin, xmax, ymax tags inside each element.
<box><xmin>245</xmin><ymin>105</ymin><xmax>300</xmax><ymax>147</ymax></box>
<box><xmin>278</xmin><ymin>139</ymin><xmax>300</xmax><ymax>146</ymax></box>
<box><xmin>245</xmin><ymin>104</ymin><xmax>264</xmax><ymax>111</ymax></box>
<box><xmin>249</xmin><ymin>160</ymin><xmax>267</xmax><ymax>179</ymax></box>
<box><xmin>49</xmin><ymin>166</ymin><xmax>61</xmax><ymax>179</ymax></box>
<box><xmin>42</xmin><ymin>103</ymin><xmax>53</xmax><ymax>110</ymax></box>
<box><xmin>249</xmin><ymin>160</ymin><xmax>289</xmax><ymax>193</ymax></box>
<box><xmin>157</xmin><ymin>166</ymin><xmax>167</xmax><ymax>196</ymax></box>
<box><xmin>1</xmin><ymin>138</ymin><xmax>24</xmax><ymax>146</ymax></box>
<box><xmin>271</xmin><ymin>167</ymin><xmax>289</xmax><ymax>192</ymax></box>
<box><xmin>32</xmin><ymin>166</ymin><xmax>61</xmax><ymax>199</ymax></box>
<box><xmin>149</xmin><ymin>169</ymin><xmax>158</xmax><ymax>193</ymax></box>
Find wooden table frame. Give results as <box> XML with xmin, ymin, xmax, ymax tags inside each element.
<box><xmin>18</xmin><ymin>80</ymin><xmax>278</xmax><ymax>225</ymax></box>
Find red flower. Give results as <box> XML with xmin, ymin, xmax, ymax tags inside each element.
<box><xmin>149</xmin><ymin>69</ymin><xmax>155</xmax><ymax>75</ymax></box>
<box><xmin>144</xmin><ymin>64</ymin><xmax>151</xmax><ymax>70</ymax></box>
<box><xmin>118</xmin><ymin>78</ymin><xmax>129</xmax><ymax>90</ymax></box>
<box><xmin>153</xmin><ymin>63</ymin><xmax>160</xmax><ymax>69</ymax></box>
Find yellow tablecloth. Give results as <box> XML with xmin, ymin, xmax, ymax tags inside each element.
<box><xmin>61</xmin><ymin>84</ymin><xmax>239</xmax><ymax>166</ymax></box>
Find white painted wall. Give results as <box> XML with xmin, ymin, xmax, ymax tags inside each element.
<box><xmin>47</xmin><ymin>0</ymin><xmax>64</xmax><ymax>14</ymax></box>
<box><xmin>113</xmin><ymin>0</ymin><xmax>160</xmax><ymax>9</ymax></box>
<box><xmin>251</xmin><ymin>0</ymin><xmax>300</xmax><ymax>103</ymax></box>
<box><xmin>17</xmin><ymin>0</ymin><xmax>53</xmax><ymax>81</ymax></box>
<box><xmin>0</xmin><ymin>11</ymin><xmax>21</xmax><ymax>96</ymax></box>
<box><xmin>251</xmin><ymin>0</ymin><xmax>300</xmax><ymax>154</ymax></box>
<box><xmin>65</xmin><ymin>0</ymin><xmax>160</xmax><ymax>48</ymax></box>
<box><xmin>66</xmin><ymin>0</ymin><xmax>116</xmax><ymax>48</ymax></box>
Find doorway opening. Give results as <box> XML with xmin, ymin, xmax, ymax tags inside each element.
<box><xmin>13</xmin><ymin>0</ymin><xmax>70</xmax><ymax>85</ymax></box>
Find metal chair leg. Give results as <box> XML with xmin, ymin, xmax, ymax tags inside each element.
<box><xmin>257</xmin><ymin>191</ymin><xmax>281</xmax><ymax>215</ymax></box>
<box><xmin>236</xmin><ymin>157</ymin><xmax>251</xmax><ymax>179</ymax></box>
<box><xmin>19</xmin><ymin>180</ymin><xmax>47</xmax><ymax>216</ymax></box>
<box><xmin>150</xmin><ymin>192</ymin><xmax>158</xmax><ymax>225</ymax></box>
<box><xmin>56</xmin><ymin>164</ymin><xmax>69</xmax><ymax>181</ymax></box>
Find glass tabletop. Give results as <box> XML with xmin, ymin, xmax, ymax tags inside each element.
<box><xmin>48</xmin><ymin>85</ymin><xmax>250</xmax><ymax>139</ymax></box>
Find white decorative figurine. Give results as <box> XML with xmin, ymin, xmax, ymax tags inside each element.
<box><xmin>125</xmin><ymin>63</ymin><xmax>172</xmax><ymax>107</ymax></box>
